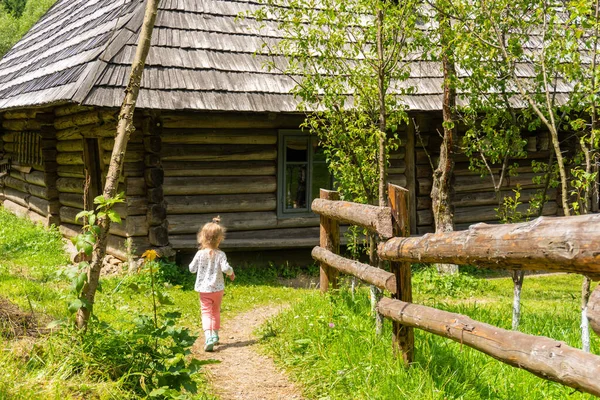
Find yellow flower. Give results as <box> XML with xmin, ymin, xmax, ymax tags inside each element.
<box><xmin>141</xmin><ymin>249</ymin><xmax>159</xmax><ymax>262</ymax></box>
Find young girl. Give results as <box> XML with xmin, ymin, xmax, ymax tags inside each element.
<box><xmin>189</xmin><ymin>217</ymin><xmax>235</xmax><ymax>352</ymax></box>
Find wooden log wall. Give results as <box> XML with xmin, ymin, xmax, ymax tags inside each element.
<box><xmin>412</xmin><ymin>113</ymin><xmax>559</xmax><ymax>234</ymax></box>
<box><xmin>53</xmin><ymin>104</ymin><xmax>150</xmax><ymax>259</ymax></box>
<box><xmin>161</xmin><ymin>111</ymin><xmax>342</xmax><ymax>251</ymax></box>
<box><xmin>0</xmin><ymin>110</ymin><xmax>60</xmax><ymax>225</ymax></box>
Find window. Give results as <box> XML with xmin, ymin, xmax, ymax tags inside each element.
<box><xmin>14</xmin><ymin>131</ymin><xmax>42</xmax><ymax>166</ymax></box>
<box><xmin>278</xmin><ymin>130</ymin><xmax>333</xmax><ymax>217</ymax></box>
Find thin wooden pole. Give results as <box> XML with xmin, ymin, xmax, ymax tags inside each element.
<box><xmin>388</xmin><ymin>183</ymin><xmax>414</xmax><ymax>364</ymax></box>
<box><xmin>319</xmin><ymin>189</ymin><xmax>339</xmax><ymax>293</ymax></box>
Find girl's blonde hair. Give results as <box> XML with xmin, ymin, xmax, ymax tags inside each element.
<box><xmin>197</xmin><ymin>216</ymin><xmax>226</xmax><ymax>250</ymax></box>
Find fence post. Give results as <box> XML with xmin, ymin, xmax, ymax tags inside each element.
<box><xmin>387</xmin><ymin>183</ymin><xmax>414</xmax><ymax>364</ymax></box>
<box><xmin>319</xmin><ymin>189</ymin><xmax>340</xmax><ymax>293</ymax></box>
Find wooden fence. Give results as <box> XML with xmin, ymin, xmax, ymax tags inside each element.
<box><xmin>312</xmin><ymin>183</ymin><xmax>600</xmax><ymax>397</ymax></box>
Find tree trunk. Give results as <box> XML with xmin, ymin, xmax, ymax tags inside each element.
<box><xmin>76</xmin><ymin>0</ymin><xmax>160</xmax><ymax>329</ymax></box>
<box><xmin>432</xmin><ymin>10</ymin><xmax>457</xmax><ymax>274</ymax></box>
<box><xmin>512</xmin><ymin>270</ymin><xmax>525</xmax><ymax>330</ymax></box>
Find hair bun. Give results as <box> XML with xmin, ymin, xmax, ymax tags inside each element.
<box><xmin>212</xmin><ymin>216</ymin><xmax>221</xmax><ymax>224</ymax></box>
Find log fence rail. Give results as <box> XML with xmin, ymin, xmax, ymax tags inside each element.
<box><xmin>312</xmin><ymin>183</ymin><xmax>600</xmax><ymax>397</ymax></box>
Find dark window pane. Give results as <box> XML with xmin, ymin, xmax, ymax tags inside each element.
<box><xmin>286</xmin><ymin>164</ymin><xmax>308</xmax><ymax>209</ymax></box>
<box><xmin>286</xmin><ymin>137</ymin><xmax>308</xmax><ymax>162</ymax></box>
<box><xmin>312</xmin><ymin>162</ymin><xmax>332</xmax><ymax>201</ymax></box>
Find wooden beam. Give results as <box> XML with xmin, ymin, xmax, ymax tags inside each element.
<box><xmin>311</xmin><ymin>198</ymin><xmax>393</xmax><ymax>239</ymax></box>
<box><xmin>377</xmin><ymin>297</ymin><xmax>600</xmax><ymax>398</ymax></box>
<box><xmin>162</xmin><ymin>161</ymin><xmax>276</xmax><ymax>177</ymax></box>
<box><xmin>319</xmin><ymin>189</ymin><xmax>339</xmax><ymax>293</ymax></box>
<box><xmin>379</xmin><ymin>214</ymin><xmax>600</xmax><ymax>277</ymax></box>
<box><xmin>164</xmin><ymin>193</ymin><xmax>276</xmax><ymax>214</ymax></box>
<box><xmin>161</xmin><ymin>129</ymin><xmax>277</xmax><ymax>145</ymax></box>
<box><xmin>388</xmin><ymin>183</ymin><xmax>414</xmax><ymax>364</ymax></box>
<box><xmin>588</xmin><ymin>284</ymin><xmax>600</xmax><ymax>337</ymax></box>
<box><xmin>163</xmin><ymin>176</ymin><xmax>276</xmax><ymax>196</ymax></box>
<box><xmin>312</xmin><ymin>246</ymin><xmax>396</xmax><ymax>294</ymax></box>
<box><xmin>161</xmin><ymin>144</ymin><xmax>276</xmax><ymax>162</ymax></box>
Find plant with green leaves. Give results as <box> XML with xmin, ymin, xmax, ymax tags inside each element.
<box><xmin>65</xmin><ymin>193</ymin><xmax>125</xmax><ymax>322</ymax></box>
<box><xmin>252</xmin><ymin>0</ymin><xmax>425</xmax><ymax>333</ymax></box>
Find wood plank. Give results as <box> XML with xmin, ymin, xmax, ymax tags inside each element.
<box><xmin>163</xmin><ymin>176</ymin><xmax>276</xmax><ymax>195</ymax></box>
<box><xmin>164</xmin><ymin>193</ymin><xmax>276</xmax><ymax>214</ymax></box>
<box><xmin>56</xmin><ymin>140</ymin><xmax>84</xmax><ymax>152</ymax></box>
<box><xmin>453</xmin><ymin>201</ymin><xmax>558</xmax><ymax>225</ymax></box>
<box><xmin>57</xmin><ymin>152</ymin><xmax>84</xmax><ymax>165</ymax></box>
<box><xmin>161</xmin><ymin>129</ymin><xmax>277</xmax><ymax>145</ymax></box>
<box><xmin>161</xmin><ymin>144</ymin><xmax>276</xmax><ymax>162</ymax></box>
<box><xmin>589</xmin><ymin>284</ymin><xmax>600</xmax><ymax>337</ymax></box>
<box><xmin>161</xmin><ymin>112</ymin><xmax>304</xmax><ymax>129</ymax></box>
<box><xmin>57</xmin><ymin>165</ymin><xmax>85</xmax><ymax>178</ymax></box>
<box><xmin>57</xmin><ymin>177</ymin><xmax>85</xmax><ymax>194</ymax></box>
<box><xmin>162</xmin><ymin>161</ymin><xmax>276</xmax><ymax>177</ymax></box>
<box><xmin>319</xmin><ymin>189</ymin><xmax>340</xmax><ymax>292</ymax></box>
<box><xmin>454</xmin><ymin>188</ymin><xmax>558</xmax><ymax>208</ymax></box>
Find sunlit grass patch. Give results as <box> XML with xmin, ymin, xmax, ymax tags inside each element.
<box><xmin>259</xmin><ymin>273</ymin><xmax>599</xmax><ymax>400</ymax></box>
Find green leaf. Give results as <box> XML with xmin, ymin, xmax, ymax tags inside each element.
<box><xmin>156</xmin><ymin>291</ymin><xmax>175</xmax><ymax>305</ymax></box>
<box><xmin>68</xmin><ymin>299</ymin><xmax>83</xmax><ymax>313</ymax></box>
<box><xmin>106</xmin><ymin>210</ymin><xmax>121</xmax><ymax>224</ymax></box>
<box><xmin>75</xmin><ymin>271</ymin><xmax>87</xmax><ymax>293</ymax></box>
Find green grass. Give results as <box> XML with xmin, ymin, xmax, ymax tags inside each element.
<box><xmin>258</xmin><ymin>271</ymin><xmax>599</xmax><ymax>400</ymax></box>
<box><xmin>0</xmin><ymin>207</ymin><xmax>309</xmax><ymax>399</ymax></box>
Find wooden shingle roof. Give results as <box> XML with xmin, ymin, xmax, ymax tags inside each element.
<box><xmin>0</xmin><ymin>0</ymin><xmax>574</xmax><ymax>112</ymax></box>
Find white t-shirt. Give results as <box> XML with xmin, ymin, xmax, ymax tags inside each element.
<box><xmin>189</xmin><ymin>248</ymin><xmax>234</xmax><ymax>292</ymax></box>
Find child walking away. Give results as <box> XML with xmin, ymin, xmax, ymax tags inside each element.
<box><xmin>189</xmin><ymin>217</ymin><xmax>235</xmax><ymax>352</ymax></box>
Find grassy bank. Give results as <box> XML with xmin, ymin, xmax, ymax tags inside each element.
<box><xmin>258</xmin><ymin>272</ymin><xmax>599</xmax><ymax>400</ymax></box>
<box><xmin>0</xmin><ymin>208</ymin><xmax>308</xmax><ymax>399</ymax></box>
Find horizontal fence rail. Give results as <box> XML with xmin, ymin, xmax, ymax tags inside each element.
<box><xmin>313</xmin><ymin>183</ymin><xmax>600</xmax><ymax>397</ymax></box>
<box><xmin>312</xmin><ymin>246</ymin><xmax>397</xmax><ymax>294</ymax></box>
<box><xmin>377</xmin><ymin>297</ymin><xmax>600</xmax><ymax>397</ymax></box>
<box><xmin>378</xmin><ymin>214</ymin><xmax>600</xmax><ymax>278</ymax></box>
<box><xmin>311</xmin><ymin>198</ymin><xmax>394</xmax><ymax>239</ymax></box>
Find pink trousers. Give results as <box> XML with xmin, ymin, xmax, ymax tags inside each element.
<box><xmin>199</xmin><ymin>291</ymin><xmax>224</xmax><ymax>331</ymax></box>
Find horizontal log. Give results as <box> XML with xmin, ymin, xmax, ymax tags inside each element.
<box><xmin>455</xmin><ymin>173</ymin><xmax>542</xmax><ymax>193</ymax></box>
<box><xmin>1</xmin><ymin>132</ymin><xmax>15</xmax><ymax>142</ymax></box>
<box><xmin>126</xmin><ymin>177</ymin><xmax>146</xmax><ymax>196</ymax></box>
<box><xmin>28</xmin><ymin>195</ymin><xmax>53</xmax><ymax>216</ymax></box>
<box><xmin>164</xmin><ymin>193</ymin><xmax>276</xmax><ymax>214</ymax></box>
<box><xmin>57</xmin><ymin>165</ymin><xmax>85</xmax><ymax>178</ymax></box>
<box><xmin>388</xmin><ymin>159</ymin><xmax>406</xmax><ymax>175</ymax></box>
<box><xmin>417</xmin><ymin>196</ymin><xmax>431</xmax><ymax>210</ymax></box>
<box><xmin>56</xmin><ymin>124</ymin><xmax>115</xmax><ymax>140</ymax></box>
<box><xmin>379</xmin><ymin>214</ymin><xmax>600</xmax><ymax>277</ymax></box>
<box><xmin>454</xmin><ymin>188</ymin><xmax>558</xmax><ymax>208</ymax></box>
<box><xmin>161</xmin><ymin>129</ymin><xmax>277</xmax><ymax>145</ymax></box>
<box><xmin>54</xmin><ymin>104</ymin><xmax>95</xmax><ymax>117</ymax></box>
<box><xmin>3</xmin><ymin>187</ymin><xmax>28</xmax><ymax>207</ymax></box>
<box><xmin>59</xmin><ymin>206</ymin><xmax>84</xmax><ymax>224</ymax></box>
<box><xmin>103</xmin><ymin>150</ymin><xmax>144</xmax><ymax>165</ymax></box>
<box><xmin>54</xmin><ymin>110</ymin><xmax>116</xmax><ymax>131</ymax></box>
<box><xmin>453</xmin><ymin>201</ymin><xmax>558</xmax><ymax>224</ymax></box>
<box><xmin>453</xmin><ymin>162</ymin><xmax>535</xmax><ymax>177</ymax></box>
<box><xmin>4</xmin><ymin>176</ymin><xmax>28</xmax><ymax>193</ymax></box>
<box><xmin>161</xmin><ymin>144</ymin><xmax>277</xmax><ymax>162</ymax></box>
<box><xmin>377</xmin><ymin>297</ymin><xmax>600</xmax><ymax>397</ymax></box>
<box><xmin>56</xmin><ymin>140</ymin><xmax>84</xmax><ymax>152</ymax></box>
<box><xmin>101</xmin><ymin>139</ymin><xmax>143</xmax><ymax>151</ymax></box>
<box><xmin>4</xmin><ymin>110</ymin><xmax>37</xmax><ymax>120</ymax></box>
<box><xmin>389</xmin><ymin>148</ymin><xmax>406</xmax><ymax>160</ymax></box>
<box><xmin>312</xmin><ymin>246</ymin><xmax>397</xmax><ymax>294</ymax></box>
<box><xmin>109</xmin><ymin>215</ymin><xmax>148</xmax><ymax>238</ymax></box>
<box><xmin>57</xmin><ymin>177</ymin><xmax>85</xmax><ymax>194</ymax></box>
<box><xmin>311</xmin><ymin>198</ymin><xmax>393</xmax><ymax>239</ymax></box>
<box><xmin>161</xmin><ymin>112</ymin><xmax>304</xmax><ymax>129</ymax></box>
<box><xmin>107</xmin><ymin>235</ymin><xmax>151</xmax><ymax>260</ymax></box>
<box><xmin>590</xmin><ymin>284</ymin><xmax>600</xmax><ymax>337</ymax></box>
<box><xmin>167</xmin><ymin>211</ymin><xmax>319</xmax><ymax>234</ymax></box>
<box><xmin>2</xmin><ymin>119</ymin><xmax>41</xmax><ymax>131</ymax></box>
<box><xmin>58</xmin><ymin>223</ymin><xmax>81</xmax><ymax>238</ymax></box>
<box><xmin>147</xmin><ymin>204</ymin><xmax>167</xmax><ymax>226</ymax></box>
<box><xmin>59</xmin><ymin>193</ymin><xmax>84</xmax><ymax>208</ymax></box>
<box><xmin>9</xmin><ymin>170</ymin><xmax>46</xmax><ymax>187</ymax></box>
<box><xmin>163</xmin><ymin>176</ymin><xmax>276</xmax><ymax>196</ymax></box>
<box><xmin>57</xmin><ymin>152</ymin><xmax>84</xmax><ymax>166</ymax></box>
<box><xmin>417</xmin><ymin>178</ymin><xmax>432</xmax><ymax>196</ymax></box>
<box><xmin>162</xmin><ymin>161</ymin><xmax>276</xmax><ymax>177</ymax></box>
<box><xmin>388</xmin><ymin>174</ymin><xmax>408</xmax><ymax>188</ymax></box>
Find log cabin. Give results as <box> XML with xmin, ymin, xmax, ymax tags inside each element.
<box><xmin>0</xmin><ymin>0</ymin><xmax>572</xmax><ymax>260</ymax></box>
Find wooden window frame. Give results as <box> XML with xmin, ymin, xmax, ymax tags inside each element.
<box><xmin>277</xmin><ymin>130</ymin><xmax>331</xmax><ymax>218</ymax></box>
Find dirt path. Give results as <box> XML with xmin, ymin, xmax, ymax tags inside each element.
<box><xmin>193</xmin><ymin>305</ymin><xmax>304</xmax><ymax>400</ymax></box>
